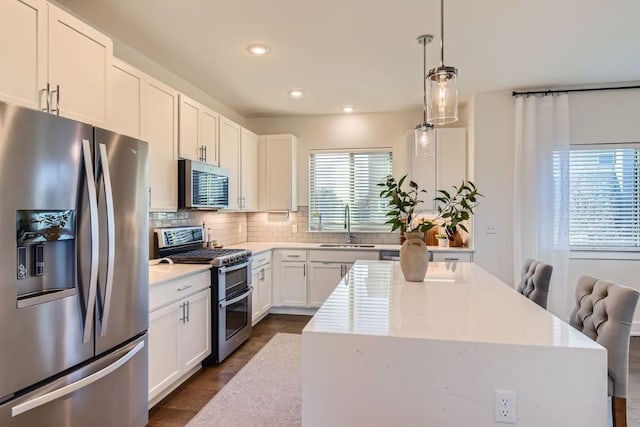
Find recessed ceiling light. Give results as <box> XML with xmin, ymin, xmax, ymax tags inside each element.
<box><xmin>248</xmin><ymin>44</ymin><xmax>271</xmax><ymax>56</ymax></box>
<box><xmin>288</xmin><ymin>89</ymin><xmax>304</xmax><ymax>98</ymax></box>
<box><xmin>342</xmin><ymin>106</ymin><xmax>354</xmax><ymax>113</ymax></box>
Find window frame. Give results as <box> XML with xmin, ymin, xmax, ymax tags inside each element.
<box><xmin>308</xmin><ymin>148</ymin><xmax>393</xmax><ymax>233</ymax></box>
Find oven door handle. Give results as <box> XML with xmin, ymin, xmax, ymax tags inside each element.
<box><xmin>219</xmin><ymin>286</ymin><xmax>253</xmax><ymax>308</ymax></box>
<box><xmin>218</xmin><ymin>260</ymin><xmax>251</xmax><ymax>274</ymax></box>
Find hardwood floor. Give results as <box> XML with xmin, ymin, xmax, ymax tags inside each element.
<box><xmin>627</xmin><ymin>337</ymin><xmax>640</xmax><ymax>426</ymax></box>
<box><xmin>147</xmin><ymin>314</ymin><xmax>312</xmax><ymax>427</ymax></box>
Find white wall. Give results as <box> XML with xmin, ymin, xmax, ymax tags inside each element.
<box><xmin>248</xmin><ymin>110</ymin><xmax>427</xmax><ymax>205</ymax></box>
<box><xmin>467</xmin><ymin>91</ymin><xmax>516</xmax><ymax>285</ymax></box>
<box><xmin>468</xmin><ymin>88</ymin><xmax>640</xmax><ymax>330</ymax></box>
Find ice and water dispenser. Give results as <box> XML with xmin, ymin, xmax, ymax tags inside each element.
<box><xmin>16</xmin><ymin>210</ymin><xmax>76</xmax><ymax>308</ymax></box>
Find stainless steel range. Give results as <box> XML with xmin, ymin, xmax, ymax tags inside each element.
<box><xmin>154</xmin><ymin>227</ymin><xmax>252</xmax><ymax>364</ymax></box>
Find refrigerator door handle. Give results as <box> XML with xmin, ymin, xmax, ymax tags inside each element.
<box><xmin>98</xmin><ymin>143</ymin><xmax>116</xmax><ymax>337</ymax></box>
<box><xmin>10</xmin><ymin>341</ymin><xmax>145</xmax><ymax>417</ymax></box>
<box><xmin>81</xmin><ymin>139</ymin><xmax>99</xmax><ymax>345</ymax></box>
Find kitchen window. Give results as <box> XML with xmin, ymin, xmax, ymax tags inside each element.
<box><xmin>309</xmin><ymin>149</ymin><xmax>392</xmax><ymax>232</ymax></box>
<box><xmin>563</xmin><ymin>144</ymin><xmax>640</xmax><ymax>249</ymax></box>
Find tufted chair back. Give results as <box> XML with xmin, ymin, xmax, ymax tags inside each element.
<box><xmin>569</xmin><ymin>276</ymin><xmax>639</xmax><ymax>401</ymax></box>
<box><xmin>516</xmin><ymin>258</ymin><xmax>553</xmax><ymax>309</ymax></box>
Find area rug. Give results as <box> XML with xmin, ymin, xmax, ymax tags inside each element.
<box><xmin>186</xmin><ymin>333</ymin><xmax>302</xmax><ymax>427</ymax></box>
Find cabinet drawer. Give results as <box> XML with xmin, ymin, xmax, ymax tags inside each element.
<box><xmin>150</xmin><ymin>271</ymin><xmax>210</xmax><ymax>312</ymax></box>
<box><xmin>252</xmin><ymin>251</ymin><xmax>272</xmax><ymax>270</ymax></box>
<box><xmin>431</xmin><ymin>252</ymin><xmax>473</xmax><ymax>263</ymax></box>
<box><xmin>279</xmin><ymin>249</ymin><xmax>307</xmax><ymax>262</ymax></box>
<box><xmin>308</xmin><ymin>250</ymin><xmax>379</xmax><ymax>263</ymax></box>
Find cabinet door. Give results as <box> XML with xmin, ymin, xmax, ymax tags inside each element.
<box><xmin>110</xmin><ymin>58</ymin><xmax>142</xmax><ymax>138</ymax></box>
<box><xmin>48</xmin><ymin>4</ymin><xmax>112</xmax><ymax>126</ymax></box>
<box><xmin>142</xmin><ymin>77</ymin><xmax>179</xmax><ymax>211</ymax></box>
<box><xmin>436</xmin><ymin>128</ymin><xmax>467</xmax><ymax>194</ymax></box>
<box><xmin>251</xmin><ymin>269</ymin><xmax>260</xmax><ymax>324</ymax></box>
<box><xmin>201</xmin><ymin>106</ymin><xmax>219</xmax><ymax>165</ymax></box>
<box><xmin>148</xmin><ymin>302</ymin><xmax>182</xmax><ymax>402</ymax></box>
<box><xmin>309</xmin><ymin>263</ymin><xmax>342</xmax><ymax>308</ymax></box>
<box><xmin>219</xmin><ymin>116</ymin><xmax>241</xmax><ymax>210</ymax></box>
<box><xmin>241</xmin><ymin>128</ymin><xmax>258</xmax><ymax>211</ymax></box>
<box><xmin>0</xmin><ymin>0</ymin><xmax>47</xmax><ymax>110</ymax></box>
<box><xmin>260</xmin><ymin>266</ymin><xmax>272</xmax><ymax>315</ymax></box>
<box><xmin>182</xmin><ymin>290</ymin><xmax>211</xmax><ymax>371</ymax></box>
<box><xmin>280</xmin><ymin>262</ymin><xmax>307</xmax><ymax>307</ymax></box>
<box><xmin>178</xmin><ymin>95</ymin><xmax>200</xmax><ymax>161</ymax></box>
<box><xmin>261</xmin><ymin>135</ymin><xmax>296</xmax><ymax>211</ymax></box>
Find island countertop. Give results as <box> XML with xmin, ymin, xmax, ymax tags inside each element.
<box><xmin>301</xmin><ymin>260</ymin><xmax>607</xmax><ymax>427</ymax></box>
<box><xmin>304</xmin><ymin>260</ymin><xmax>600</xmax><ymax>349</ymax></box>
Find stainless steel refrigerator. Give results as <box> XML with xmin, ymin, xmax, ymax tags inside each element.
<box><xmin>0</xmin><ymin>102</ymin><xmax>149</xmax><ymax>426</ymax></box>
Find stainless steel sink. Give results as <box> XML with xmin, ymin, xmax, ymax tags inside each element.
<box><xmin>318</xmin><ymin>244</ymin><xmax>376</xmax><ymax>248</ymax></box>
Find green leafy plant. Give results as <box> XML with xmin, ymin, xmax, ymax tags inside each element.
<box><xmin>378</xmin><ymin>175</ymin><xmax>436</xmax><ymax>233</ymax></box>
<box><xmin>435</xmin><ymin>233</ymin><xmax>448</xmax><ymax>239</ymax></box>
<box><xmin>434</xmin><ymin>181</ymin><xmax>483</xmax><ymax>239</ymax></box>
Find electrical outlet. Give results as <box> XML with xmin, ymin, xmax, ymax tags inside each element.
<box><xmin>486</xmin><ymin>224</ymin><xmax>497</xmax><ymax>234</ymax></box>
<box><xmin>494</xmin><ymin>390</ymin><xmax>516</xmax><ymax>424</ymax></box>
<box><xmin>292</xmin><ymin>224</ymin><xmax>298</xmax><ymax>233</ymax></box>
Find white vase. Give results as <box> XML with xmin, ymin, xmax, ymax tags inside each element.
<box><xmin>399</xmin><ymin>231</ymin><xmax>429</xmax><ymax>282</ymax></box>
<box><xmin>438</xmin><ymin>238</ymin><xmax>448</xmax><ymax>247</ymax></box>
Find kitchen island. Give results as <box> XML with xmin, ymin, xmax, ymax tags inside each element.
<box><xmin>302</xmin><ymin>261</ymin><xmax>606</xmax><ymax>427</ymax></box>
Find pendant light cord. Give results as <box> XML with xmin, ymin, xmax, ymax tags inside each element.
<box><xmin>423</xmin><ymin>38</ymin><xmax>427</xmax><ymax>124</ymax></box>
<box><xmin>440</xmin><ymin>0</ymin><xmax>445</xmax><ymax>67</ymax></box>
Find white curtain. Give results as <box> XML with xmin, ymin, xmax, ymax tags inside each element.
<box><xmin>513</xmin><ymin>94</ymin><xmax>571</xmax><ymax>319</ymax></box>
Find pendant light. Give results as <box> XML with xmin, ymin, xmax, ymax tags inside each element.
<box><xmin>427</xmin><ymin>0</ymin><xmax>458</xmax><ymax>125</ymax></box>
<box><xmin>415</xmin><ymin>34</ymin><xmax>435</xmax><ymax>157</ymax></box>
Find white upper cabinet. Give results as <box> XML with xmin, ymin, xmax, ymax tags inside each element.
<box><xmin>258</xmin><ymin>134</ymin><xmax>298</xmax><ymax>211</ymax></box>
<box><xmin>200</xmin><ymin>106</ymin><xmax>219</xmax><ymax>166</ymax></box>
<box><xmin>178</xmin><ymin>95</ymin><xmax>219</xmax><ymax>165</ymax></box>
<box><xmin>110</xmin><ymin>58</ymin><xmax>142</xmax><ymax>138</ymax></box>
<box><xmin>0</xmin><ymin>0</ymin><xmax>112</xmax><ymax>126</ymax></box>
<box><xmin>0</xmin><ymin>0</ymin><xmax>47</xmax><ymax>110</ymax></box>
<box><xmin>409</xmin><ymin>127</ymin><xmax>467</xmax><ymax>210</ymax></box>
<box><xmin>219</xmin><ymin>116</ymin><xmax>242</xmax><ymax>210</ymax></box>
<box><xmin>219</xmin><ymin>120</ymin><xmax>258</xmax><ymax>211</ymax></box>
<box><xmin>142</xmin><ymin>76</ymin><xmax>179</xmax><ymax>212</ymax></box>
<box><xmin>241</xmin><ymin>128</ymin><xmax>258</xmax><ymax>211</ymax></box>
<box><xmin>178</xmin><ymin>95</ymin><xmax>200</xmax><ymax>161</ymax></box>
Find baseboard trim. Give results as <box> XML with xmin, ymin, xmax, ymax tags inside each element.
<box><xmin>269</xmin><ymin>306</ymin><xmax>317</xmax><ymax>316</ymax></box>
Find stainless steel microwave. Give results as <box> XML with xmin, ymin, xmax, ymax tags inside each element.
<box><xmin>178</xmin><ymin>159</ymin><xmax>229</xmax><ymax>209</ymax></box>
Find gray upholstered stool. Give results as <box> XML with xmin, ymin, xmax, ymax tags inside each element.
<box><xmin>569</xmin><ymin>276</ymin><xmax>639</xmax><ymax>427</ymax></box>
<box><xmin>516</xmin><ymin>258</ymin><xmax>553</xmax><ymax>309</ymax></box>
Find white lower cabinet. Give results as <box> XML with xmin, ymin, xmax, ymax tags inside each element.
<box><xmin>280</xmin><ymin>262</ymin><xmax>307</xmax><ymax>307</ymax></box>
<box><xmin>251</xmin><ymin>252</ymin><xmax>272</xmax><ymax>325</ymax></box>
<box><xmin>308</xmin><ymin>263</ymin><xmax>342</xmax><ymax>308</ymax></box>
<box><xmin>148</xmin><ymin>271</ymin><xmax>211</xmax><ymax>406</ymax></box>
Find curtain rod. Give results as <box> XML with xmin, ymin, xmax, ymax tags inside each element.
<box><xmin>512</xmin><ymin>85</ymin><xmax>640</xmax><ymax>97</ymax></box>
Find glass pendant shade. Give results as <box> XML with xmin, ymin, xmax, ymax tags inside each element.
<box><xmin>414</xmin><ymin>123</ymin><xmax>435</xmax><ymax>157</ymax></box>
<box><xmin>427</xmin><ymin>66</ymin><xmax>458</xmax><ymax>125</ymax></box>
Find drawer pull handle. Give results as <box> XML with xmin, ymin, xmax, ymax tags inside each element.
<box><xmin>287</xmin><ymin>255</ymin><xmax>300</xmax><ymax>258</ymax></box>
<box><xmin>177</xmin><ymin>285</ymin><xmax>192</xmax><ymax>292</ymax></box>
<box><xmin>443</xmin><ymin>258</ymin><xmax>459</xmax><ymax>261</ymax></box>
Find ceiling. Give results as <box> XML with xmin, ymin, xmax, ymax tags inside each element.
<box><xmin>56</xmin><ymin>0</ymin><xmax>640</xmax><ymax>118</ymax></box>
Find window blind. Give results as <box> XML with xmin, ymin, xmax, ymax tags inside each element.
<box><xmin>309</xmin><ymin>150</ymin><xmax>392</xmax><ymax>232</ymax></box>
<box><xmin>567</xmin><ymin>145</ymin><xmax>640</xmax><ymax>249</ymax></box>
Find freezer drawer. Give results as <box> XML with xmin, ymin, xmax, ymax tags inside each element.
<box><xmin>0</xmin><ymin>335</ymin><xmax>148</xmax><ymax>427</ymax></box>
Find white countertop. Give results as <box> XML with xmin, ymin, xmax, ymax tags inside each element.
<box><xmin>304</xmin><ymin>260</ymin><xmax>600</xmax><ymax>350</ymax></box>
<box><xmin>225</xmin><ymin>241</ymin><xmax>474</xmax><ymax>256</ymax></box>
<box><xmin>148</xmin><ymin>263</ymin><xmax>211</xmax><ymax>287</ymax></box>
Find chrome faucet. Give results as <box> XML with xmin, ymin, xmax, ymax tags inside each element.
<box><xmin>344</xmin><ymin>203</ymin><xmax>354</xmax><ymax>243</ymax></box>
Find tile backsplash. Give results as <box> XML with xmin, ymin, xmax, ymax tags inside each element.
<box><xmin>148</xmin><ymin>206</ymin><xmax>401</xmax><ymax>255</ymax></box>
<box><xmin>246</xmin><ymin>206</ymin><xmax>401</xmax><ymax>244</ymax></box>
